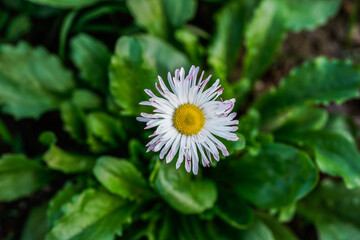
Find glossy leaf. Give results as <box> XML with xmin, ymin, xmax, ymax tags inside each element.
<box><xmin>155</xmin><ymin>162</ymin><xmax>217</xmax><ymax>214</ymax></box>
<box><xmin>0</xmin><ymin>154</ymin><xmax>54</xmax><ymax>202</ymax></box>
<box><xmin>0</xmin><ymin>42</ymin><xmax>74</xmax><ymax>119</ymax></box>
<box><xmin>254</xmin><ymin>58</ymin><xmax>360</xmax><ymax>123</ymax></box>
<box><xmin>47</xmin><ymin>189</ymin><xmax>135</xmax><ymax>240</ymax></box>
<box><xmin>225</xmin><ymin>143</ymin><xmax>318</xmax><ymax>208</ymax></box>
<box><xmin>278</xmin><ymin>130</ymin><xmax>360</xmax><ymax>188</ymax></box>
<box><xmin>43</xmin><ymin>145</ymin><xmax>95</xmax><ymax>173</ymax></box>
<box><xmin>70</xmin><ymin>34</ymin><xmax>111</xmax><ymax>92</ymax></box>
<box><xmin>93</xmin><ymin>156</ymin><xmax>149</xmax><ymax>200</ymax></box>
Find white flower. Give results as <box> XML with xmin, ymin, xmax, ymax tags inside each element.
<box><xmin>136</xmin><ymin>66</ymin><xmax>239</xmax><ymax>174</ymax></box>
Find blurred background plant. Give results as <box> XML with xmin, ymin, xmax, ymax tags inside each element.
<box><xmin>1</xmin><ymin>0</ymin><xmax>360</xmax><ymax>239</ymax></box>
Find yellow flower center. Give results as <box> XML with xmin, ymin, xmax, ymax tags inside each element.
<box><xmin>173</xmin><ymin>104</ymin><xmax>205</xmax><ymax>135</ymax></box>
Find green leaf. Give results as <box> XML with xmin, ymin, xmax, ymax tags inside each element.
<box><xmin>225</xmin><ymin>143</ymin><xmax>318</xmax><ymax>208</ymax></box>
<box><xmin>47</xmin><ymin>182</ymin><xmax>80</xmax><ymax>228</ymax></box>
<box><xmin>175</xmin><ymin>28</ymin><xmax>204</xmax><ymax>66</ymax></box>
<box><xmin>163</xmin><ymin>0</ymin><xmax>197</xmax><ymax>28</ymax></box>
<box><xmin>70</xmin><ymin>34</ymin><xmax>111</xmax><ymax>92</ymax></box>
<box><xmin>155</xmin><ymin>162</ymin><xmax>217</xmax><ymax>214</ymax></box>
<box><xmin>278</xmin><ymin>130</ymin><xmax>360</xmax><ymax>189</ymax></box>
<box><xmin>93</xmin><ymin>156</ymin><xmax>150</xmax><ymax>200</ymax></box>
<box><xmin>299</xmin><ymin>180</ymin><xmax>360</xmax><ymax>240</ymax></box>
<box><xmin>254</xmin><ymin>58</ymin><xmax>360</xmax><ymax>123</ymax></box>
<box><xmin>258</xmin><ymin>213</ymin><xmax>298</xmax><ymax>240</ymax></box>
<box><xmin>242</xmin><ymin>0</ymin><xmax>286</xmax><ymax>83</ymax></box>
<box><xmin>60</xmin><ymin>101</ymin><xmax>86</xmax><ymax>143</ymax></box>
<box><xmin>27</xmin><ymin>0</ymin><xmax>102</xmax><ymax>9</ymax></box>
<box><xmin>109</xmin><ymin>35</ymin><xmax>189</xmax><ymax>116</ymax></box>
<box><xmin>0</xmin><ymin>119</ymin><xmax>12</xmax><ymax>144</ymax></box>
<box><xmin>21</xmin><ymin>204</ymin><xmax>48</xmax><ymax>240</ymax></box>
<box><xmin>39</xmin><ymin>131</ymin><xmax>57</xmax><ymax>146</ymax></box>
<box><xmin>216</xmin><ymin>194</ymin><xmax>254</xmax><ymax>229</ymax></box>
<box><xmin>43</xmin><ymin>145</ymin><xmax>95</xmax><ymax>173</ymax></box>
<box><xmin>0</xmin><ymin>42</ymin><xmax>74</xmax><ymax>119</ymax></box>
<box><xmin>126</xmin><ymin>0</ymin><xmax>167</xmax><ymax>38</ymax></box>
<box><xmin>47</xmin><ymin>189</ymin><xmax>136</xmax><ymax>240</ymax></box>
<box><xmin>0</xmin><ymin>154</ymin><xmax>54</xmax><ymax>202</ymax></box>
<box><xmin>280</xmin><ymin>0</ymin><xmax>342</xmax><ymax>32</ymax></box>
<box><xmin>86</xmin><ymin>112</ymin><xmax>126</xmax><ymax>153</ymax></box>
<box><xmin>5</xmin><ymin>14</ymin><xmax>32</xmax><ymax>41</ymax></box>
<box><xmin>240</xmin><ymin>219</ymin><xmax>275</xmax><ymax>240</ymax></box>
<box><xmin>208</xmin><ymin>0</ymin><xmax>259</xmax><ymax>80</ymax></box>
<box><xmin>325</xmin><ymin>114</ymin><xmax>357</xmax><ymax>143</ymax></box>
<box><xmin>272</xmin><ymin>106</ymin><xmax>328</xmax><ymax>134</ymax></box>
<box><xmin>71</xmin><ymin>89</ymin><xmax>102</xmax><ymax>110</ymax></box>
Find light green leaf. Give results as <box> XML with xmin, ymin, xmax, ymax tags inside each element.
<box><xmin>27</xmin><ymin>0</ymin><xmax>102</xmax><ymax>9</ymax></box>
<box><xmin>242</xmin><ymin>0</ymin><xmax>286</xmax><ymax>83</ymax></box>
<box><xmin>43</xmin><ymin>145</ymin><xmax>95</xmax><ymax>173</ymax></box>
<box><xmin>60</xmin><ymin>101</ymin><xmax>86</xmax><ymax>143</ymax></box>
<box><xmin>280</xmin><ymin>0</ymin><xmax>341</xmax><ymax>32</ymax></box>
<box><xmin>155</xmin><ymin>162</ymin><xmax>217</xmax><ymax>214</ymax></box>
<box><xmin>21</xmin><ymin>204</ymin><xmax>48</xmax><ymax>240</ymax></box>
<box><xmin>325</xmin><ymin>114</ymin><xmax>357</xmax><ymax>143</ymax></box>
<box><xmin>126</xmin><ymin>0</ymin><xmax>167</xmax><ymax>38</ymax></box>
<box><xmin>208</xmin><ymin>0</ymin><xmax>259</xmax><ymax>80</ymax></box>
<box><xmin>175</xmin><ymin>28</ymin><xmax>204</xmax><ymax>66</ymax></box>
<box><xmin>70</xmin><ymin>34</ymin><xmax>111</xmax><ymax>92</ymax></box>
<box><xmin>47</xmin><ymin>189</ymin><xmax>136</xmax><ymax>240</ymax></box>
<box><xmin>278</xmin><ymin>130</ymin><xmax>360</xmax><ymax>189</ymax></box>
<box><xmin>47</xmin><ymin>182</ymin><xmax>80</xmax><ymax>228</ymax></box>
<box><xmin>0</xmin><ymin>42</ymin><xmax>74</xmax><ymax>119</ymax></box>
<box><xmin>71</xmin><ymin>89</ymin><xmax>102</xmax><ymax>110</ymax></box>
<box><xmin>254</xmin><ymin>58</ymin><xmax>360</xmax><ymax>123</ymax></box>
<box><xmin>86</xmin><ymin>112</ymin><xmax>126</xmax><ymax>153</ymax></box>
<box><xmin>0</xmin><ymin>154</ymin><xmax>54</xmax><ymax>202</ymax></box>
<box><xmin>316</xmin><ymin>218</ymin><xmax>360</xmax><ymax>240</ymax></box>
<box><xmin>109</xmin><ymin>35</ymin><xmax>189</xmax><ymax>116</ymax></box>
<box><xmin>225</xmin><ymin>143</ymin><xmax>318</xmax><ymax>208</ymax></box>
<box><xmin>93</xmin><ymin>156</ymin><xmax>150</xmax><ymax>200</ymax></box>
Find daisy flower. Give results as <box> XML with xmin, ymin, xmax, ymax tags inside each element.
<box><xmin>136</xmin><ymin>66</ymin><xmax>239</xmax><ymax>174</ymax></box>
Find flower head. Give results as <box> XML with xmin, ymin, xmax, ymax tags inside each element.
<box><xmin>137</xmin><ymin>66</ymin><xmax>239</xmax><ymax>174</ymax></box>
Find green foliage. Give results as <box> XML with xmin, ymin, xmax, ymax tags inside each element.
<box><xmin>47</xmin><ymin>189</ymin><xmax>136</xmax><ymax>240</ymax></box>
<box><xmin>0</xmin><ymin>154</ymin><xmax>54</xmax><ymax>202</ymax></box>
<box><xmin>93</xmin><ymin>156</ymin><xmax>150</xmax><ymax>200</ymax></box>
<box><xmin>224</xmin><ymin>143</ymin><xmax>318</xmax><ymax>208</ymax></box>
<box><xmin>1</xmin><ymin>0</ymin><xmax>360</xmax><ymax>239</ymax></box>
<box><xmin>155</xmin><ymin>162</ymin><xmax>217</xmax><ymax>214</ymax></box>
<box><xmin>254</xmin><ymin>58</ymin><xmax>360</xmax><ymax>123</ymax></box>
<box><xmin>0</xmin><ymin>42</ymin><xmax>74</xmax><ymax>119</ymax></box>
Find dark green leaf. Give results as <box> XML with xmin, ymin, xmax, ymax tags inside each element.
<box><xmin>47</xmin><ymin>189</ymin><xmax>136</xmax><ymax>240</ymax></box>
<box><xmin>0</xmin><ymin>119</ymin><xmax>12</xmax><ymax>144</ymax></box>
<box><xmin>225</xmin><ymin>143</ymin><xmax>318</xmax><ymax>208</ymax></box>
<box><xmin>0</xmin><ymin>154</ymin><xmax>54</xmax><ymax>202</ymax></box>
<box><xmin>43</xmin><ymin>145</ymin><xmax>95</xmax><ymax>173</ymax></box>
<box><xmin>70</xmin><ymin>34</ymin><xmax>111</xmax><ymax>92</ymax></box>
<box><xmin>254</xmin><ymin>58</ymin><xmax>360</xmax><ymax>123</ymax></box>
<box><xmin>155</xmin><ymin>162</ymin><xmax>217</xmax><ymax>214</ymax></box>
<box><xmin>86</xmin><ymin>112</ymin><xmax>126</xmax><ymax>153</ymax></box>
<box><xmin>5</xmin><ymin>14</ymin><xmax>31</xmax><ymax>41</ymax></box>
<box><xmin>278</xmin><ymin>130</ymin><xmax>360</xmax><ymax>188</ymax></box>
<box><xmin>39</xmin><ymin>131</ymin><xmax>57</xmax><ymax>146</ymax></box>
<box><xmin>71</xmin><ymin>89</ymin><xmax>102</xmax><ymax>110</ymax></box>
<box><xmin>259</xmin><ymin>213</ymin><xmax>298</xmax><ymax>240</ymax></box>
<box><xmin>93</xmin><ymin>156</ymin><xmax>150</xmax><ymax>200</ymax></box>
<box><xmin>163</xmin><ymin>0</ymin><xmax>197</xmax><ymax>28</ymax></box>
<box><xmin>60</xmin><ymin>101</ymin><xmax>86</xmax><ymax>143</ymax></box>
<box><xmin>21</xmin><ymin>204</ymin><xmax>48</xmax><ymax>240</ymax></box>
<box><xmin>325</xmin><ymin>114</ymin><xmax>357</xmax><ymax>143</ymax></box>
<box><xmin>27</xmin><ymin>0</ymin><xmax>102</xmax><ymax>9</ymax></box>
<box><xmin>0</xmin><ymin>42</ymin><xmax>74</xmax><ymax>119</ymax></box>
